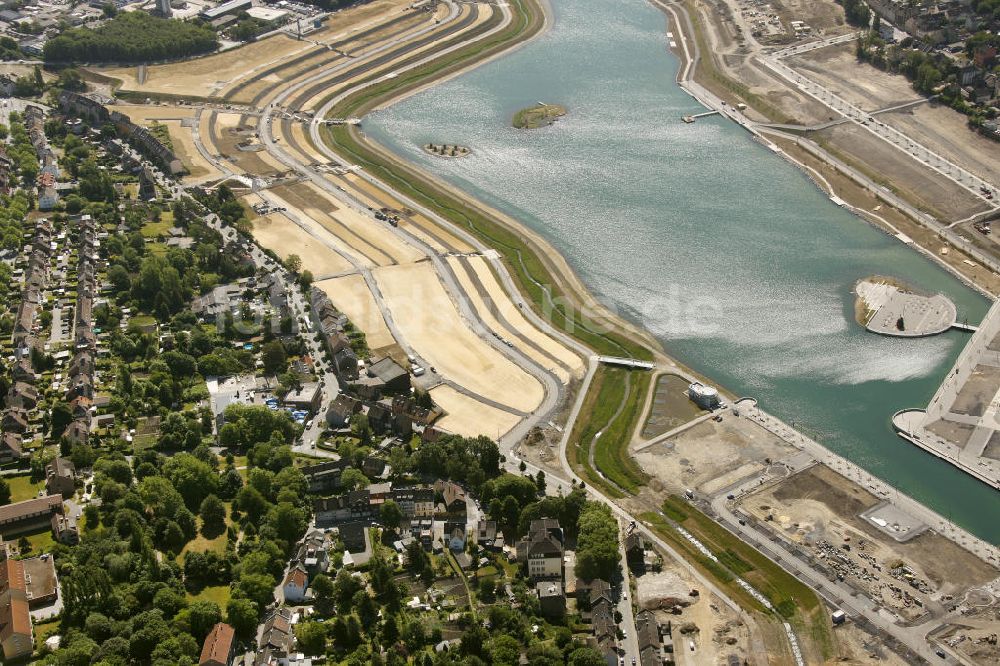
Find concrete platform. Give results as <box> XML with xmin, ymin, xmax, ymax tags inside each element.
<box><xmin>856</xmin><ymin>278</ymin><xmax>956</xmax><ymax>337</ymax></box>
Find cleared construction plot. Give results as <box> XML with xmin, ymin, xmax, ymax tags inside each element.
<box><xmin>429</xmin><ymin>384</ymin><xmax>521</xmax><ymax>438</ymax></box>
<box><xmin>448</xmin><ymin>255</ymin><xmax>582</xmax><ymax>383</ymax></box>
<box><xmin>341</xmin><ymin>172</ymin><xmax>475</xmax><ymax>253</ymax></box>
<box><xmin>641</xmin><ymin>373</ymin><xmax>706</xmax><ymax>439</ymax></box>
<box><xmin>268</xmin><ymin>182</ymin><xmax>423</xmax><ymax>266</ymax></box>
<box><xmin>375</xmin><ymin>262</ymin><xmax>544</xmax><ymax>413</ymax></box>
<box><xmin>882</xmin><ymin>104</ymin><xmax>1000</xmax><ymax>186</ymax></box>
<box><xmin>315</xmin><ymin>275</ymin><xmax>395</xmax><ymax>350</ymax></box>
<box><xmin>98</xmin><ymin>35</ymin><xmax>313</xmax><ymax>97</ymax></box>
<box><xmin>251</xmin><ymin>213</ymin><xmax>354</xmax><ymax>277</ymax></box>
<box><xmin>636</xmin><ymin>415</ymin><xmax>793</xmax><ymax>496</ymax></box>
<box><xmin>785</xmin><ymin>42</ymin><xmax>919</xmax><ymax>112</ymax></box>
<box><xmin>814</xmin><ymin>123</ymin><xmax>987</xmax><ymax>221</ymax></box>
<box><xmin>261</xmin><ymin>188</ymin><xmax>375</xmax><ymax>269</ymax></box>
<box><xmin>741</xmin><ymin>465</ymin><xmax>999</xmax><ymax>603</ymax></box>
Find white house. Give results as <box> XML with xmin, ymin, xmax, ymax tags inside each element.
<box><xmin>282</xmin><ymin>564</ymin><xmax>308</xmax><ymax>604</ymax></box>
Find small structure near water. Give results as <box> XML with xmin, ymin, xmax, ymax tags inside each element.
<box><xmin>854</xmin><ymin>276</ymin><xmax>957</xmax><ymax>337</ymax></box>
<box><xmin>687</xmin><ymin>382</ymin><xmax>720</xmax><ymax>410</ymax></box>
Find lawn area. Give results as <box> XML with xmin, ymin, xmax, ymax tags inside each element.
<box><xmin>24</xmin><ymin>528</ymin><xmax>57</xmax><ymax>555</ymax></box>
<box><xmin>33</xmin><ymin>618</ymin><xmax>60</xmax><ymax>650</ymax></box>
<box><xmin>592</xmin><ymin>370</ymin><xmax>650</xmax><ymax>494</ymax></box>
<box><xmin>569</xmin><ymin>367</ymin><xmax>650</xmax><ymax>497</ymax></box>
<box><xmin>186</xmin><ymin>584</ymin><xmax>231</xmax><ymax>608</ymax></box>
<box><xmin>176</xmin><ymin>504</ymin><xmax>232</xmax><ymax>563</ymax></box>
<box><xmin>5</xmin><ymin>474</ymin><xmax>44</xmax><ymax>502</ymax></box>
<box><xmin>140</xmin><ymin>218</ymin><xmax>173</xmax><ymax>239</ymax></box>
<box><xmin>641</xmin><ymin>373</ymin><xmax>707</xmax><ymax>439</ymax></box>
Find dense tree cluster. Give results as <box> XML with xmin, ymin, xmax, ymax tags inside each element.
<box><xmin>574</xmin><ymin>502</ymin><xmax>620</xmax><ymax>582</ymax></box>
<box><xmin>44</xmin><ymin>13</ymin><xmax>219</xmax><ymax>64</ymax></box>
<box><xmin>7</xmin><ymin>113</ymin><xmax>40</xmax><ymax>184</ymax></box>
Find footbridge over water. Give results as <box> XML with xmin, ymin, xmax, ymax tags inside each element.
<box><xmin>596</xmin><ymin>355</ymin><xmax>656</xmax><ymax>370</ymax></box>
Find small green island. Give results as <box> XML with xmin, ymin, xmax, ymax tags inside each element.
<box><xmin>423</xmin><ymin>143</ymin><xmax>471</xmax><ymax>158</ymax></box>
<box><xmin>512</xmin><ymin>102</ymin><xmax>567</xmax><ymax>129</ymax></box>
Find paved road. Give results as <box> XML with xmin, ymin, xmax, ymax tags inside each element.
<box><xmin>761</xmin><ymin>46</ymin><xmax>999</xmax><ymax>206</ymax></box>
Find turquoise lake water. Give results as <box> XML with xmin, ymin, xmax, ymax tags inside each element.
<box><xmin>363</xmin><ymin>0</ymin><xmax>1000</xmax><ymax>542</ymax></box>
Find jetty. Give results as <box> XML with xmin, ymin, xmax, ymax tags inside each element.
<box><xmin>681</xmin><ymin>110</ymin><xmax>720</xmax><ymax>123</ymax></box>
<box><xmin>596</xmin><ymin>355</ymin><xmax>655</xmax><ymax>370</ymax></box>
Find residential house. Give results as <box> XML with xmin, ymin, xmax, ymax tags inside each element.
<box><xmin>338</xmin><ymin>521</ymin><xmax>367</xmax><ymax>553</ymax></box>
<box><xmin>199</xmin><ymin>622</ymin><xmax>236</xmax><ymax>666</ymax></box>
<box><xmin>476</xmin><ymin>520</ymin><xmax>504</xmax><ymax>550</ymax></box>
<box><xmin>0</xmin><ymin>543</ymin><xmax>32</xmax><ymax>660</ymax></box>
<box><xmin>625</xmin><ymin>532</ymin><xmax>645</xmax><ymax>568</ymax></box>
<box><xmin>592</xmin><ymin>594</ymin><xmax>618</xmax><ymax>666</ymax></box>
<box><xmin>7</xmin><ymin>383</ymin><xmax>38</xmax><ymax>411</ymax></box>
<box><xmin>535</xmin><ymin>581</ymin><xmax>566</xmax><ymax>619</ymax></box>
<box><xmin>45</xmin><ymin>458</ymin><xmax>76</xmax><ymax>499</ymax></box>
<box><xmin>444</xmin><ymin>521</ymin><xmax>466</xmax><ymax>551</ymax></box>
<box><xmin>1</xmin><ymin>410</ymin><xmax>28</xmax><ymax>435</ymax></box>
<box><xmin>391</xmin><ymin>487</ymin><xmax>435</xmax><ymax>519</ymax></box>
<box><xmin>325</xmin><ymin>393</ymin><xmax>360</xmax><ymax>428</ymax></box>
<box><xmin>636</xmin><ymin>609</ymin><xmax>663</xmax><ymax>666</ymax></box>
<box><xmin>294</xmin><ymin>531</ymin><xmax>329</xmax><ymax>577</ymax></box>
<box><xmin>435</xmin><ymin>481</ymin><xmax>467</xmax><ymax>515</ymax></box>
<box><xmin>63</xmin><ymin>418</ymin><xmax>90</xmax><ymax>446</ymax></box>
<box><xmin>588</xmin><ymin>579</ymin><xmax>613</xmax><ymax>612</ymax></box>
<box><xmin>302</xmin><ymin>459</ymin><xmax>349</xmax><ymax>494</ymax></box>
<box><xmin>517</xmin><ymin>519</ymin><xmax>564</xmax><ymax>581</ymax></box>
<box><xmin>258</xmin><ymin>607</ymin><xmax>294</xmax><ymax>663</ymax></box>
<box><xmin>51</xmin><ymin>513</ymin><xmax>79</xmax><ymax>545</ymax></box>
<box><xmin>0</xmin><ymin>433</ymin><xmax>23</xmax><ymax>464</ymax></box>
<box><xmin>282</xmin><ymin>564</ymin><xmax>308</xmax><ymax>604</ymax></box>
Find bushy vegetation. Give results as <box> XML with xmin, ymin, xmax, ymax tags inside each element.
<box><xmin>835</xmin><ymin>0</ymin><xmax>871</xmax><ymax>28</ymax></box>
<box><xmin>44</xmin><ymin>13</ymin><xmax>218</xmax><ymax>64</ymax></box>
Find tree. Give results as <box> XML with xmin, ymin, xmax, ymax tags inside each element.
<box><xmin>199</xmin><ymin>494</ymin><xmax>226</xmax><ymax>537</ymax></box>
<box><xmin>261</xmin><ymin>340</ymin><xmax>288</xmax><ymax>375</ymax></box>
<box><xmin>226</xmin><ymin>597</ymin><xmax>259</xmax><ymax>638</ymax></box>
<box><xmin>295</xmin><ymin>621</ymin><xmax>327</xmax><ymax>655</ymax></box>
<box><xmin>311</xmin><ymin>573</ymin><xmax>335</xmax><ymax>615</ymax></box>
<box><xmin>188</xmin><ymin>600</ymin><xmax>222</xmax><ymax>641</ymax></box>
<box><xmin>568</xmin><ymin>647</ymin><xmax>608</xmax><ymax>666</ymax></box>
<box><xmin>379</xmin><ymin>500</ymin><xmax>403</xmax><ymax>530</ymax></box>
<box><xmin>51</xmin><ymin>400</ymin><xmax>73</xmax><ymax>438</ymax></box>
<box><xmin>340</xmin><ymin>467</ymin><xmax>369</xmax><ymax>492</ymax></box>
<box><xmin>163</xmin><ymin>453</ymin><xmax>219</xmax><ymax>510</ymax></box>
<box><xmin>285</xmin><ymin>254</ymin><xmax>302</xmax><ymax>273</ymax></box>
<box><xmin>0</xmin><ymin>478</ymin><xmax>9</xmax><ymax>506</ymax></box>
<box><xmin>488</xmin><ymin>635</ymin><xmax>522</xmax><ymax>666</ymax></box>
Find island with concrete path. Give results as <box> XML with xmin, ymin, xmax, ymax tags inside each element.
<box><xmin>854</xmin><ymin>275</ymin><xmax>957</xmax><ymax>337</ymax></box>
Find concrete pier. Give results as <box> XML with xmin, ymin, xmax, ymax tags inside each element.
<box><xmin>892</xmin><ymin>298</ymin><xmax>1000</xmax><ymax>490</ymax></box>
